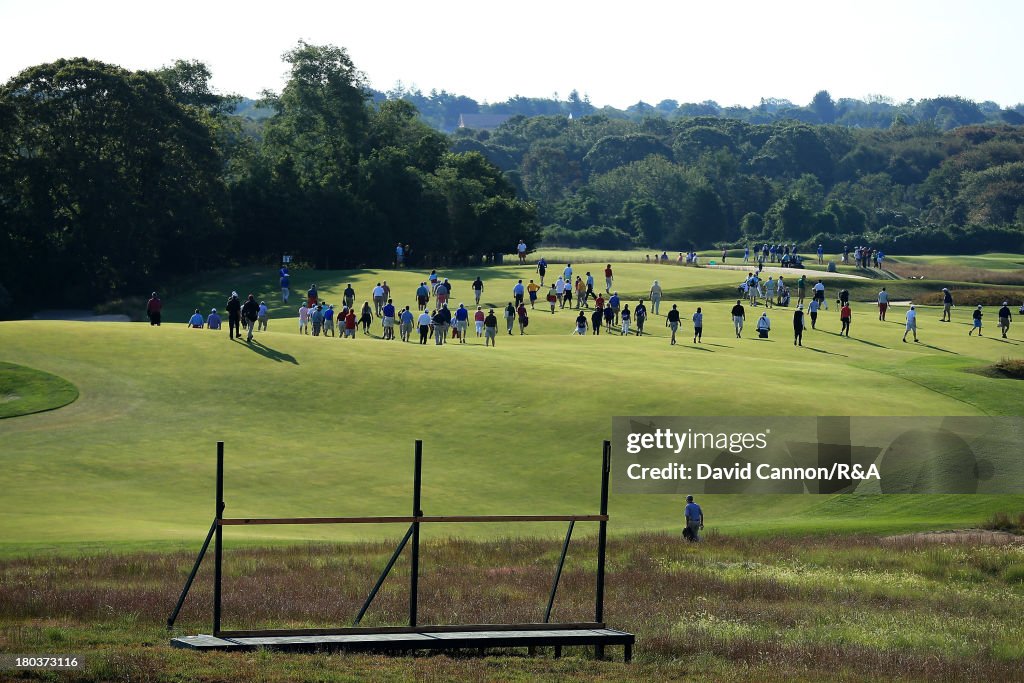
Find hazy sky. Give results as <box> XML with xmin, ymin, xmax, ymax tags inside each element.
<box><xmin>1</xmin><ymin>0</ymin><xmax>1020</xmax><ymax>109</ymax></box>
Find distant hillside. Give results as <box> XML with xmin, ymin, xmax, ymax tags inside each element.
<box><xmin>232</xmin><ymin>98</ymin><xmax>275</xmax><ymax>121</ymax></box>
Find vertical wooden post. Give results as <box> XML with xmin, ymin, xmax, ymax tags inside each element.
<box><xmin>409</xmin><ymin>440</ymin><xmax>422</xmax><ymax>627</ymax></box>
<box><xmin>213</xmin><ymin>441</ymin><xmax>224</xmax><ymax>636</ymax></box>
<box><xmin>594</xmin><ymin>440</ymin><xmax>610</xmax><ymax>659</ymax></box>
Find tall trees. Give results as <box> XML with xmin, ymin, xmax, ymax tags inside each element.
<box><xmin>0</xmin><ymin>58</ymin><xmax>227</xmax><ymax>307</ymax></box>
<box><xmin>237</xmin><ymin>43</ymin><xmax>537</xmax><ymax>268</ymax></box>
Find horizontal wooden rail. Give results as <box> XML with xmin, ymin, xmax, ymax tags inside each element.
<box><xmin>219</xmin><ymin>514</ymin><xmax>608</xmax><ymax>526</ymax></box>
<box><xmin>217</xmin><ymin>622</ymin><xmax>606</xmax><ymax>638</ymax></box>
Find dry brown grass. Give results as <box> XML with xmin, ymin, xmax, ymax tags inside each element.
<box><xmin>887</xmin><ymin>262</ymin><xmax>1024</xmax><ymax>286</ymax></box>
<box><xmin>1</xmin><ymin>534</ymin><xmax>1022</xmax><ymax>681</ymax></box>
<box><xmin>983</xmin><ymin>511</ymin><xmax>1024</xmax><ymax>533</ymax></box>
<box><xmin>914</xmin><ymin>288</ymin><xmax>1024</xmax><ymax>306</ymax></box>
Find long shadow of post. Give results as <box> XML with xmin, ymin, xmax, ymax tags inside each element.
<box><xmin>244</xmin><ymin>339</ymin><xmax>299</xmax><ymax>364</ymax></box>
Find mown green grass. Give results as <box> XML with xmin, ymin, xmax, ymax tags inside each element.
<box><xmin>0</xmin><ymin>361</ymin><xmax>79</xmax><ymax>419</ymax></box>
<box><xmin>888</xmin><ymin>253</ymin><xmax>1024</xmax><ymax>270</ymax></box>
<box><xmin>1</xmin><ymin>257</ymin><xmax>1022</xmax><ymax>554</ymax></box>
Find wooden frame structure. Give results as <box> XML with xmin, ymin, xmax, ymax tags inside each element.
<box><xmin>168</xmin><ymin>441</ymin><xmax>634</xmax><ymax>661</ymax></box>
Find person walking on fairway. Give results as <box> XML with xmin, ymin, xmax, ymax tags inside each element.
<box><xmin>731</xmin><ymin>300</ymin><xmax>745</xmax><ymax>338</ymax></box>
<box><xmin>187</xmin><ymin>308</ymin><xmax>204</xmax><ymax>328</ymax></box>
<box><xmin>877</xmin><ymin>287</ymin><xmax>889</xmax><ymax>321</ymax></box>
<box><xmin>808</xmin><ymin>297</ymin><xmax>820</xmax><ymax>330</ymax></box>
<box><xmin>472</xmin><ymin>276</ymin><xmax>484</xmax><ymax>306</ymax></box>
<box><xmin>756</xmin><ymin>312</ymin><xmax>771</xmax><ymax>339</ymax></box>
<box><xmin>474</xmin><ymin>306</ymin><xmax>485</xmax><ymax>337</ymax></box>
<box><xmin>969</xmin><ymin>305</ymin><xmax>984</xmax><ymax>336</ymax></box>
<box><xmin>400</xmin><ymin>306</ymin><xmax>414</xmax><ymax>342</ymax></box>
<box><xmin>547</xmin><ymin>285</ymin><xmax>558</xmax><ymax>314</ymax></box>
<box><xmin>840</xmin><ymin>302</ymin><xmax>851</xmax><ymax>337</ymax></box>
<box><xmin>998</xmin><ymin>301</ymin><xmax>1012</xmax><ymax>338</ymax></box>
<box><xmin>527</xmin><ymin>279</ymin><xmax>540</xmax><ymax>309</ymax></box>
<box><xmin>903</xmin><ymin>304</ymin><xmax>919</xmax><ymax>343</ymax></box>
<box><xmin>574</xmin><ymin>311</ymin><xmax>588</xmax><ymax>335</ymax></box>
<box><xmin>417</xmin><ymin>309</ymin><xmax>431</xmax><ymax>344</ymax></box>
<box><xmin>591</xmin><ymin>305</ymin><xmax>603</xmax><ymax>335</ymax></box>
<box><xmin>683</xmin><ymin>495</ymin><xmax>703</xmax><ymax>542</ymax></box>
<box><xmin>604</xmin><ymin>264</ymin><xmax>614</xmax><ymax>292</ymax></box>
<box><xmin>648</xmin><ymin>280</ymin><xmax>664</xmax><ymax>315</ymax></box>
<box><xmin>258</xmin><ymin>301</ymin><xmax>269</xmax><ymax>332</ymax></box>
<box><xmin>484</xmin><ymin>309</ymin><xmax>498</xmax><ymax>346</ymax></box>
<box><xmin>242</xmin><ymin>294</ymin><xmax>259</xmax><ymax>342</ymax></box>
<box><xmin>513</xmin><ymin>279</ymin><xmax>525</xmax><ymax>308</ymax></box>
<box><xmin>793</xmin><ymin>305</ymin><xmax>805</xmax><ymax>346</ymax></box>
<box><xmin>415</xmin><ymin>282</ymin><xmax>429</xmax><ymax>311</ymax></box>
<box><xmin>692</xmin><ymin>307</ymin><xmax>703</xmax><ymax>344</ymax></box>
<box><xmin>609</xmin><ymin>292</ymin><xmax>621</xmax><ymax>325</ymax></box>
<box><xmin>618</xmin><ymin>304</ymin><xmax>630</xmax><ymax>335</ymax></box>
<box><xmin>634</xmin><ymin>300</ymin><xmax>647</xmax><ymax>336</ymax></box>
<box><xmin>537</xmin><ymin>258</ymin><xmax>547</xmax><ymax>285</ymax></box>
<box><xmin>147</xmin><ymin>292</ymin><xmax>163</xmax><ymax>326</ymax></box>
<box><xmin>207</xmin><ymin>308</ymin><xmax>222</xmax><ymax>330</ymax></box>
<box><xmin>226</xmin><ymin>292</ymin><xmax>242</xmax><ymax>340</ymax></box>
<box><xmin>941</xmin><ymin>288</ymin><xmax>954</xmax><ymax>322</ymax></box>
<box><xmin>504</xmin><ymin>302</ymin><xmax>516</xmax><ymax>334</ymax></box>
<box><xmin>666</xmin><ymin>304</ymin><xmax>680</xmax><ymax>345</ymax></box>
<box><xmin>517</xmin><ymin>302</ymin><xmax>529</xmax><ymax>335</ymax></box>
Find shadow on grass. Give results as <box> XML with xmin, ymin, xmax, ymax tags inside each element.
<box><xmin>917</xmin><ymin>343</ymin><xmax>958</xmax><ymax>355</ymax></box>
<box><xmin>988</xmin><ymin>337</ymin><xmax>1020</xmax><ymax>345</ymax></box>
<box><xmin>803</xmin><ymin>347</ymin><xmax>848</xmax><ymax>357</ymax></box>
<box><xmin>820</xmin><ymin>330</ymin><xmax>888</xmax><ymax>349</ymax></box>
<box><xmin>242</xmin><ymin>339</ymin><xmax>298</xmax><ymax>364</ymax></box>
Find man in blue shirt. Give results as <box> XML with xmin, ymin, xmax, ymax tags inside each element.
<box><xmin>207</xmin><ymin>308</ymin><xmax>222</xmax><ymax>330</ymax></box>
<box><xmin>280</xmin><ymin>270</ymin><xmax>290</xmax><ymax>303</ymax></box>
<box><xmin>381</xmin><ymin>300</ymin><xmax>397</xmax><ymax>340</ymax></box>
<box><xmin>415</xmin><ymin>282</ymin><xmax>429</xmax><ymax>310</ymax></box>
<box><xmin>454</xmin><ymin>303</ymin><xmax>470</xmax><ymax>344</ymax></box>
<box><xmin>512</xmin><ymin>280</ymin><xmax>525</xmax><ymax>307</ymax></box>
<box><xmin>684</xmin><ymin>495</ymin><xmax>703</xmax><ymax>542</ymax></box>
<box><xmin>609</xmin><ymin>292</ymin><xmax>621</xmax><ymax>325</ymax></box>
<box><xmin>400</xmin><ymin>306</ymin><xmax>415</xmax><ymax>342</ymax></box>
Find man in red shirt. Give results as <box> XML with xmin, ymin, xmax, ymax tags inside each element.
<box><xmin>840</xmin><ymin>303</ymin><xmax>852</xmax><ymax>337</ymax></box>
<box><xmin>604</xmin><ymin>264</ymin><xmax>613</xmax><ymax>293</ymax></box>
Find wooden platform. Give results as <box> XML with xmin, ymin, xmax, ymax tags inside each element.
<box><xmin>171</xmin><ymin>623</ymin><xmax>634</xmax><ymax>661</ymax></box>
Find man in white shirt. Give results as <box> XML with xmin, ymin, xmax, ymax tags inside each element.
<box><xmin>903</xmin><ymin>305</ymin><xmax>919</xmax><ymax>343</ymax></box>
<box><xmin>372</xmin><ymin>283</ymin><xmax>386</xmax><ymax>316</ymax></box>
<box><xmin>877</xmin><ymin>287</ymin><xmax>889</xmax><ymax>321</ymax></box>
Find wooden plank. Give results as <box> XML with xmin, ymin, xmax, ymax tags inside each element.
<box><xmin>217</xmin><ymin>622</ymin><xmax>605</xmax><ymax>638</ymax></box>
<box><xmin>172</xmin><ymin>628</ymin><xmax>635</xmax><ymax>654</ymax></box>
<box><xmin>219</xmin><ymin>515</ymin><xmax>608</xmax><ymax>526</ymax></box>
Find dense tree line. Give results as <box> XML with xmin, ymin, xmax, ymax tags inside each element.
<box><xmin>446</xmin><ymin>113</ymin><xmax>1024</xmax><ymax>254</ymax></box>
<box><xmin>381</xmin><ymin>87</ymin><xmax>1023</xmax><ymax>133</ymax></box>
<box><xmin>0</xmin><ymin>44</ymin><xmax>537</xmax><ymax>315</ymax></box>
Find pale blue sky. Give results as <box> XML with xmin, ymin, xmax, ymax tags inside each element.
<box><xmin>1</xmin><ymin>0</ymin><xmax>1020</xmax><ymax>108</ymax></box>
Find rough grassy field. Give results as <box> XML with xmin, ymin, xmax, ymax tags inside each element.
<box><xmin>1</xmin><ymin>533</ymin><xmax>1021</xmax><ymax>682</ymax></box>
